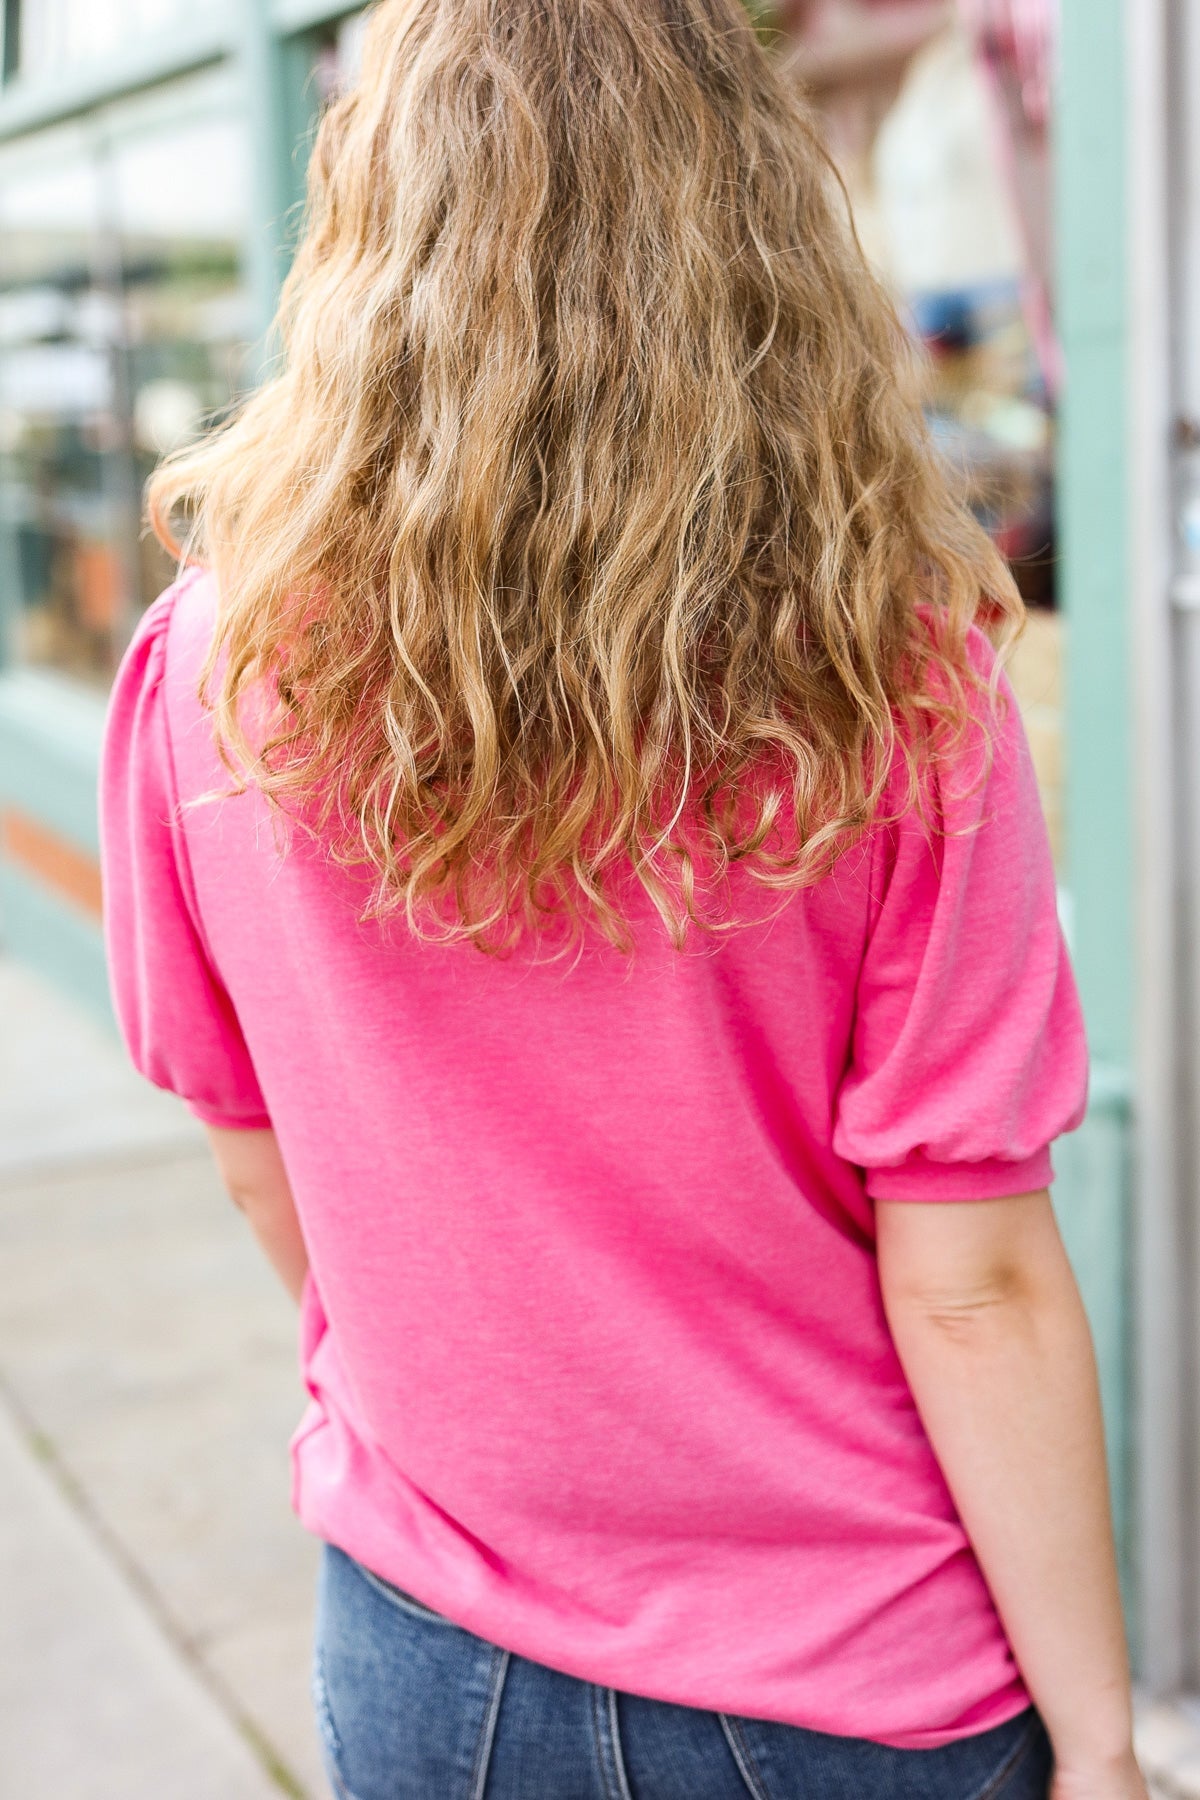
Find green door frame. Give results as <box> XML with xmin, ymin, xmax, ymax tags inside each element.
<box><xmin>1053</xmin><ymin>0</ymin><xmax>1137</xmax><ymax>1619</ymax></box>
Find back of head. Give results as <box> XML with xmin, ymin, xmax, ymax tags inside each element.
<box><xmin>149</xmin><ymin>0</ymin><xmax>1020</xmax><ymax>952</ymax></box>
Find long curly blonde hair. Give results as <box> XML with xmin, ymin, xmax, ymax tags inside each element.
<box><xmin>149</xmin><ymin>0</ymin><xmax>1021</xmax><ymax>952</ymax></box>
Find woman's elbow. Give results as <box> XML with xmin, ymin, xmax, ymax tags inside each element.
<box><xmin>876</xmin><ymin>1190</ymin><xmax>1079</xmax><ymax>1342</ymax></box>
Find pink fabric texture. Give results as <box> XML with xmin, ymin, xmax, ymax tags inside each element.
<box><xmin>100</xmin><ymin>570</ymin><xmax>1087</xmax><ymax>1749</ymax></box>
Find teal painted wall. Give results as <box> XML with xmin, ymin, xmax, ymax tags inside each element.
<box><xmin>1053</xmin><ymin>0</ymin><xmax>1134</xmax><ymax>1602</ymax></box>
<box><xmin>0</xmin><ymin>673</ymin><xmax>110</xmax><ymax>1020</ymax></box>
<box><xmin>0</xmin><ymin>862</ymin><xmax>110</xmax><ymax>1023</ymax></box>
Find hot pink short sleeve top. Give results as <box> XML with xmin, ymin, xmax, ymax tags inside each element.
<box><xmin>100</xmin><ymin>570</ymin><xmax>1088</xmax><ymax>1749</ymax></box>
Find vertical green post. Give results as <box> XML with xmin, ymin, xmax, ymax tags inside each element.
<box><xmin>0</xmin><ymin>0</ymin><xmax>19</xmax><ymax>664</ymax></box>
<box><xmin>1054</xmin><ymin>0</ymin><xmax>1134</xmax><ymax>1602</ymax></box>
<box><xmin>1</xmin><ymin>0</ymin><xmax>19</xmax><ymax>82</ymax></box>
<box><xmin>237</xmin><ymin>3</ymin><xmax>321</xmax><ymax>360</ymax></box>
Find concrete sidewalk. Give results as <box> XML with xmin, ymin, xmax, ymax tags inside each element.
<box><xmin>0</xmin><ymin>960</ymin><xmax>325</xmax><ymax>1799</ymax></box>
<box><xmin>0</xmin><ymin>1404</ymin><xmax>288</xmax><ymax>1798</ymax></box>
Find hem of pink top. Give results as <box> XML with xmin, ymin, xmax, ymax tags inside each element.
<box><xmin>288</xmin><ymin>1423</ymin><xmax>1034</xmax><ymax>1752</ymax></box>
<box><xmin>866</xmin><ymin>1146</ymin><xmax>1055</xmax><ymax>1201</ymax></box>
<box><xmin>860</xmin><ymin>1691</ymin><xmax>1036</xmax><ymax>1751</ymax></box>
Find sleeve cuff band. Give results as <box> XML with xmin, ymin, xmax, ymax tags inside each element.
<box><xmin>866</xmin><ymin>1146</ymin><xmax>1055</xmax><ymax>1202</ymax></box>
<box><xmin>184</xmin><ymin>1098</ymin><xmax>274</xmax><ymax>1132</ymax></box>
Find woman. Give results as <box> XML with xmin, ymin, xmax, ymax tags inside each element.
<box><xmin>100</xmin><ymin>2</ymin><xmax>1147</xmax><ymax>1795</ymax></box>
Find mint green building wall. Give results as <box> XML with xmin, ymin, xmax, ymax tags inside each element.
<box><xmin>1053</xmin><ymin>0</ymin><xmax>1135</xmax><ymax>1600</ymax></box>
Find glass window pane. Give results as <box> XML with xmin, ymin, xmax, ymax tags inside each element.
<box><xmin>115</xmin><ymin>111</ymin><xmax>254</xmax><ymax>625</ymax></box>
<box><xmin>0</xmin><ymin>130</ymin><xmax>118</xmax><ymax>683</ymax></box>
<box><xmin>0</xmin><ymin>98</ymin><xmax>251</xmax><ymax>687</ymax></box>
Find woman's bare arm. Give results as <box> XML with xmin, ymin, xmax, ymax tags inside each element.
<box><xmin>205</xmin><ymin>1126</ymin><xmax>309</xmax><ymax>1304</ymax></box>
<box><xmin>876</xmin><ymin>1191</ymin><xmax>1147</xmax><ymax>1800</ymax></box>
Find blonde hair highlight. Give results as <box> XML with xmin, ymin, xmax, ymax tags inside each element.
<box><xmin>149</xmin><ymin>0</ymin><xmax>1022</xmax><ymax>952</ymax></box>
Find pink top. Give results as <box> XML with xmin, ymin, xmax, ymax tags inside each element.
<box><xmin>100</xmin><ymin>569</ymin><xmax>1087</xmax><ymax>1749</ymax></box>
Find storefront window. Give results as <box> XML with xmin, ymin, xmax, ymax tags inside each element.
<box><xmin>774</xmin><ymin>0</ymin><xmax>1063</xmax><ymax>861</ymax></box>
<box><xmin>114</xmin><ymin>108</ymin><xmax>253</xmax><ymax>625</ymax></box>
<box><xmin>0</xmin><ymin>78</ymin><xmax>252</xmax><ymax>685</ymax></box>
<box><xmin>0</xmin><ymin>128</ymin><xmax>117</xmax><ymax>682</ymax></box>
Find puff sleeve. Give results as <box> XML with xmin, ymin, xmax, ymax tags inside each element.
<box><xmin>833</xmin><ymin>631</ymin><xmax>1088</xmax><ymax>1200</ymax></box>
<box><xmin>99</xmin><ymin>583</ymin><xmax>272</xmax><ymax>1130</ymax></box>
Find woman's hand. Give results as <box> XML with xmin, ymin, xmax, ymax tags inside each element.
<box><xmin>1051</xmin><ymin>1749</ymin><xmax>1151</xmax><ymax>1800</ymax></box>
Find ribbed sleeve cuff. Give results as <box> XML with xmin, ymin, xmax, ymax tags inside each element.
<box><xmin>866</xmin><ymin>1146</ymin><xmax>1055</xmax><ymax>1202</ymax></box>
<box><xmin>183</xmin><ymin>1097</ymin><xmax>274</xmax><ymax>1132</ymax></box>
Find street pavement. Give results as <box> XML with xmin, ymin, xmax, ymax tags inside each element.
<box><xmin>0</xmin><ymin>959</ymin><xmax>325</xmax><ymax>1799</ymax></box>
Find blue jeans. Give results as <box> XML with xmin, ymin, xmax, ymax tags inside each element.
<box><xmin>313</xmin><ymin>1544</ymin><xmax>1053</xmax><ymax>1800</ymax></box>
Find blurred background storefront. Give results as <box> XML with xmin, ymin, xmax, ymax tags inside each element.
<box><xmin>0</xmin><ymin>0</ymin><xmax>1192</xmax><ymax>1703</ymax></box>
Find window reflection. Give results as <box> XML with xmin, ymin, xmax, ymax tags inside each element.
<box><xmin>113</xmin><ymin>112</ymin><xmax>254</xmax><ymax>630</ymax></box>
<box><xmin>0</xmin><ymin>93</ymin><xmax>251</xmax><ymax>685</ymax></box>
<box><xmin>0</xmin><ymin>136</ymin><xmax>117</xmax><ymax>681</ymax></box>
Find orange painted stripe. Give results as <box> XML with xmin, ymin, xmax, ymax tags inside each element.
<box><xmin>1</xmin><ymin>809</ymin><xmax>103</xmax><ymax>920</ymax></box>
